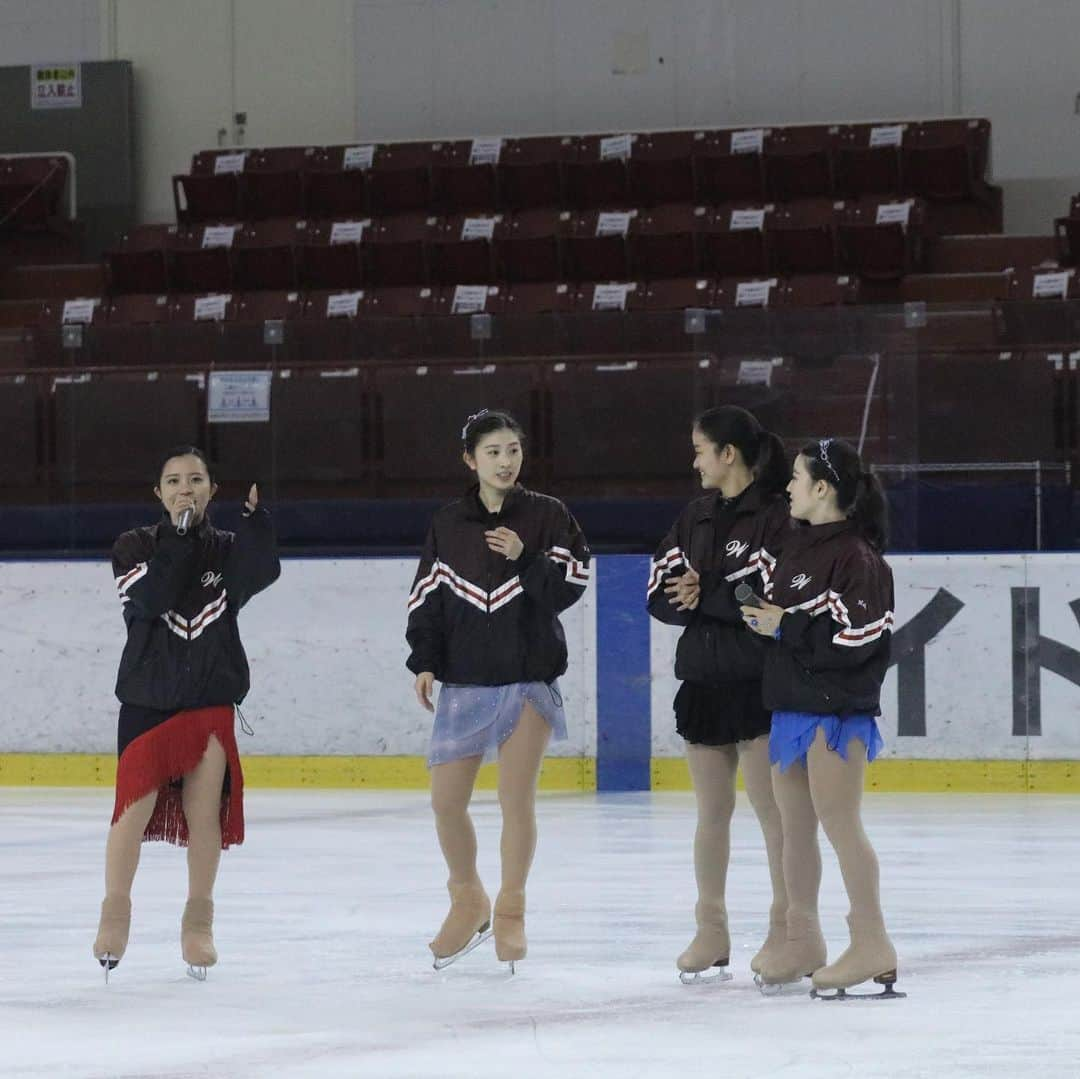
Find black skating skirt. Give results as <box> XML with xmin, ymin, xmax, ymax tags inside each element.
<box><xmin>674</xmin><ymin>680</ymin><xmax>772</xmax><ymax>747</ymax></box>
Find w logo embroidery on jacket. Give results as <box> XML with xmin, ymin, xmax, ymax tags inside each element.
<box><xmin>725</xmin><ymin>540</ymin><xmax>750</xmax><ymax>559</ymax></box>
<box><xmin>791</xmin><ymin>573</ymin><xmax>813</xmax><ymax>590</ymax></box>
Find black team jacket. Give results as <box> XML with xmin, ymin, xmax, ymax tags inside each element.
<box><xmin>405</xmin><ymin>485</ymin><xmax>591</xmax><ymax>685</ymax></box>
<box><xmin>646</xmin><ymin>483</ymin><xmax>791</xmax><ymax>685</ymax></box>
<box><xmin>111</xmin><ymin>508</ymin><xmax>281</xmax><ymax>712</ymax></box>
<box><xmin>761</xmin><ymin>519</ymin><xmax>894</xmax><ymax>717</ymax></box>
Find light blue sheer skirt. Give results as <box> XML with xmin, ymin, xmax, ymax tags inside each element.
<box><xmin>428</xmin><ymin>681</ymin><xmax>568</xmax><ymax>767</ymax></box>
<box><xmin>769</xmin><ymin>710</ymin><xmax>884</xmax><ymax>773</ymax></box>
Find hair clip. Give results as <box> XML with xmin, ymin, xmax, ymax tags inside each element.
<box><xmin>818</xmin><ymin>438</ymin><xmax>841</xmax><ymax>483</ymax></box>
<box><xmin>461</xmin><ymin>408</ymin><xmax>490</xmax><ymax>441</ymax></box>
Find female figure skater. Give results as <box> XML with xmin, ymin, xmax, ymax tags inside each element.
<box><xmin>647</xmin><ymin>406</ymin><xmax>791</xmax><ymax>984</ymax></box>
<box><xmin>406</xmin><ymin>410</ymin><xmax>590</xmax><ymax>972</ymax></box>
<box><xmin>93</xmin><ymin>446</ymin><xmax>280</xmax><ymax>979</ymax></box>
<box><xmin>743</xmin><ymin>438</ymin><xmax>901</xmax><ymax>999</ymax></box>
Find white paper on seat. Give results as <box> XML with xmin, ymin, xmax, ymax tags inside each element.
<box><xmin>869</xmin><ymin>124</ymin><xmax>904</xmax><ymax>148</ymax></box>
<box><xmin>61</xmin><ymin>298</ymin><xmax>98</xmax><ymax>324</ymax></box>
<box><xmin>737</xmin><ymin>359</ymin><xmax>775</xmax><ymax>386</ymax></box>
<box><xmin>213</xmin><ymin>152</ymin><xmax>246</xmax><ymax>175</ymax></box>
<box><xmin>193</xmin><ymin>294</ymin><xmax>231</xmax><ymax>321</ymax></box>
<box><xmin>599</xmin><ymin>134</ymin><xmax>633</xmax><ymax>161</ymax></box>
<box><xmin>469</xmin><ymin>137</ymin><xmax>502</xmax><ymax>166</ymax></box>
<box><xmin>451</xmin><ymin>285</ymin><xmax>490</xmax><ymax>314</ymax></box>
<box><xmin>730</xmin><ymin>129</ymin><xmax>764</xmax><ymax>155</ymax></box>
<box><xmin>343</xmin><ymin>145</ymin><xmax>375</xmax><ymax>171</ymax></box>
<box><xmin>592</xmin><ymin>283</ymin><xmax>633</xmax><ymax>311</ymax></box>
<box><xmin>201</xmin><ymin>225</ymin><xmax>236</xmax><ymax>248</ymax></box>
<box><xmin>729</xmin><ymin>208</ymin><xmax>766</xmax><ymax>231</ymax></box>
<box><xmin>596</xmin><ymin>211</ymin><xmax>633</xmax><ymax>237</ymax></box>
<box><xmin>1032</xmin><ymin>271</ymin><xmax>1072</xmax><ymax>299</ymax></box>
<box><xmin>875</xmin><ymin>201</ymin><xmax>912</xmax><ymax>227</ymax></box>
<box><xmin>734</xmin><ymin>279</ymin><xmax>775</xmax><ymax>307</ymax></box>
<box><xmin>461</xmin><ymin>217</ymin><xmax>497</xmax><ymax>241</ymax></box>
<box><xmin>330</xmin><ymin>221</ymin><xmax>367</xmax><ymax>245</ymax></box>
<box><xmin>326</xmin><ymin>291</ymin><xmax>363</xmax><ymax>317</ymax></box>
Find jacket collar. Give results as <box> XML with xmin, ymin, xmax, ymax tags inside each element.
<box><xmin>462</xmin><ymin>483</ymin><xmax>524</xmax><ymax>522</ymax></box>
<box><xmin>788</xmin><ymin>516</ymin><xmax>856</xmax><ymax>548</ymax></box>
<box><xmin>697</xmin><ymin>481</ymin><xmax>768</xmax><ymax>523</ymax></box>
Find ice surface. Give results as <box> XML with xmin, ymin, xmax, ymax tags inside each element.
<box><xmin>3</xmin><ymin>788</ymin><xmax>1079</xmax><ymax>1078</ymax></box>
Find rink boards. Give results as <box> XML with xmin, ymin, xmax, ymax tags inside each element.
<box><xmin>1</xmin><ymin>553</ymin><xmax>1078</xmax><ymax>792</ymax></box>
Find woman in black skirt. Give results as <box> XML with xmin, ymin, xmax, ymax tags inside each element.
<box><xmin>93</xmin><ymin>446</ymin><xmax>280</xmax><ymax>979</ymax></box>
<box><xmin>647</xmin><ymin>406</ymin><xmax>791</xmax><ymax>983</ymax></box>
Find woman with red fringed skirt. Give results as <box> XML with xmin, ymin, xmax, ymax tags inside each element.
<box><xmin>92</xmin><ymin>446</ymin><xmax>280</xmax><ymax>980</ymax></box>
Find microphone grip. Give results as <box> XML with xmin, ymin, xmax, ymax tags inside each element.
<box><xmin>176</xmin><ymin>506</ymin><xmax>194</xmax><ymax>536</ymax></box>
<box><xmin>735</xmin><ymin>581</ymin><xmax>764</xmax><ymax>608</ymax></box>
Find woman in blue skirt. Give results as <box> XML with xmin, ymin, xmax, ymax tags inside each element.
<box><xmin>742</xmin><ymin>438</ymin><xmax>900</xmax><ymax>999</ymax></box>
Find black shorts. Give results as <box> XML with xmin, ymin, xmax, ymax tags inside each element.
<box><xmin>674</xmin><ymin>680</ymin><xmax>771</xmax><ymax>747</ymax></box>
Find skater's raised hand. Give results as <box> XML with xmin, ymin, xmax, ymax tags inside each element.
<box><xmin>485</xmin><ymin>526</ymin><xmax>524</xmax><ymax>561</ymax></box>
<box><xmin>415</xmin><ymin>671</ymin><xmax>435</xmax><ymax>712</ymax></box>
<box><xmin>243</xmin><ymin>483</ymin><xmax>259</xmax><ymax>515</ymax></box>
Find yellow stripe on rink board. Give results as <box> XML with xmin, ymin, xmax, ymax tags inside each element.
<box><xmin>1</xmin><ymin>755</ymin><xmax>1076</xmax><ymax>793</ymax></box>
<box><xmin>0</xmin><ymin>754</ymin><xmax>597</xmax><ymax>792</ymax></box>
<box><xmin>650</xmin><ymin>757</ymin><xmax>1080</xmax><ymax>794</ymax></box>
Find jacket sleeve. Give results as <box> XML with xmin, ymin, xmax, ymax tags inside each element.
<box><xmin>694</xmin><ymin>570</ymin><xmax>745</xmax><ymax>623</ymax></box>
<box><xmin>405</xmin><ymin>522</ymin><xmax>445</xmax><ymax>676</ymax></box>
<box><xmin>112</xmin><ymin>526</ymin><xmax>198</xmax><ymax>622</ymax></box>
<box><xmin>519</xmin><ymin>503</ymin><xmax>592</xmax><ymax>614</ymax></box>
<box><xmin>646</xmin><ymin>515</ymin><xmax>692</xmax><ymax>626</ymax></box>
<box><xmin>223</xmin><ymin>506</ymin><xmax>281</xmax><ymax>611</ymax></box>
<box><xmin>777</xmin><ymin>550</ymin><xmax>894</xmax><ymax>672</ymax></box>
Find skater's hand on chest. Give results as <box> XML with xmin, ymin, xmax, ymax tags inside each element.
<box><xmin>485</xmin><ymin>527</ymin><xmax>524</xmax><ymax>561</ymax></box>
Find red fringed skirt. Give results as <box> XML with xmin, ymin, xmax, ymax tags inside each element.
<box><xmin>112</xmin><ymin>704</ymin><xmax>244</xmax><ymax>848</ymax></box>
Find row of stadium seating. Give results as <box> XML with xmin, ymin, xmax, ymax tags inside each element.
<box><xmin>0</xmin><ymin>350</ymin><xmax>1071</xmax><ymax>500</ymax></box>
<box><xmin>170</xmin><ymin>119</ymin><xmax>998</xmax><ymax>232</ymax></box>
<box><xmin>102</xmin><ymin>200</ymin><xmax>927</xmax><ymax>294</ymax></box>
<box><xmin>3</xmin><ymin>270</ymin><xmax>1080</xmax><ymax>371</ymax></box>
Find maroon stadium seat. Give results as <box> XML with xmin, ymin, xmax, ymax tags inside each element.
<box><xmin>366</xmin><ymin>212</ymin><xmax>439</xmax><ymax>287</ymax></box>
<box><xmin>232</xmin><ymin>218</ymin><xmax>304</xmax><ymax>291</ymax></box>
<box><xmin>701</xmin><ymin>204</ymin><xmax>772</xmax><ymax>277</ymax></box>
<box><xmin>765</xmin><ymin>125</ymin><xmax>834</xmax><ymax>201</ymax></box>
<box><xmin>695</xmin><ymin>128</ymin><xmax>769</xmax><ymax>204</ymax></box>
<box><xmin>562</xmin><ymin>134</ymin><xmax>632</xmax><ymax>210</ymax></box>
<box><xmin>430</xmin><ymin>139</ymin><xmax>500</xmax><ymax>213</ymax></box>
<box><xmin>299</xmin><ymin>218</ymin><xmax>369</xmax><ymax>289</ymax></box>
<box><xmin>631</xmin><ymin>203</ymin><xmax>705</xmax><ymax>280</ymax></box>
<box><xmin>496</xmin><ymin>136</ymin><xmax>569</xmax><ymax>211</ymax></box>
<box><xmin>767</xmin><ymin>198</ymin><xmax>841</xmax><ymax>275</ymax></box>
<box><xmin>494</xmin><ymin>208</ymin><xmax>570</xmax><ymax>283</ymax></box>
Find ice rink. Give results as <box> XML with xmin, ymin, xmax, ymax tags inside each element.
<box><xmin>3</xmin><ymin>787</ymin><xmax>1079</xmax><ymax>1079</ymax></box>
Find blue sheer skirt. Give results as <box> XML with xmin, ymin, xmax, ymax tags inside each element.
<box><xmin>428</xmin><ymin>681</ymin><xmax>568</xmax><ymax>767</ymax></box>
<box><xmin>769</xmin><ymin>710</ymin><xmax>884</xmax><ymax>773</ymax></box>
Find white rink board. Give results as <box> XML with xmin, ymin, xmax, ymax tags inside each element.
<box><xmin>1</xmin><ymin>553</ymin><xmax>1077</xmax><ymax>760</ymax></box>
<box><xmin>651</xmin><ymin>553</ymin><xmax>1080</xmax><ymax>760</ymax></box>
<box><xmin>0</xmin><ymin>559</ymin><xmax>592</xmax><ymax>758</ymax></box>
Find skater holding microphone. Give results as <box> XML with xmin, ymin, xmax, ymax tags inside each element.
<box><xmin>93</xmin><ymin>446</ymin><xmax>280</xmax><ymax>980</ymax></box>
<box><xmin>744</xmin><ymin>438</ymin><xmax>902</xmax><ymax>999</ymax></box>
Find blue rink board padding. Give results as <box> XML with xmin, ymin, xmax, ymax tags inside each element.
<box><xmin>596</xmin><ymin>556</ymin><xmax>652</xmax><ymax>791</ymax></box>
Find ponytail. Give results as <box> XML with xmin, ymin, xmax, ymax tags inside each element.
<box><xmin>754</xmin><ymin>430</ymin><xmax>789</xmax><ymax>496</ymax></box>
<box><xmin>851</xmin><ymin>469</ymin><xmax>889</xmax><ymax>551</ymax></box>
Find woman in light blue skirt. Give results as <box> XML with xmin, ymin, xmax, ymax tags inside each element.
<box><xmin>406</xmin><ymin>410</ymin><xmax>591</xmax><ymax>970</ymax></box>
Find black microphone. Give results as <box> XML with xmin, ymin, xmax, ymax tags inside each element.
<box><xmin>176</xmin><ymin>507</ymin><xmax>194</xmax><ymax>536</ymax></box>
<box><xmin>734</xmin><ymin>581</ymin><xmax>764</xmax><ymax>608</ymax></box>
